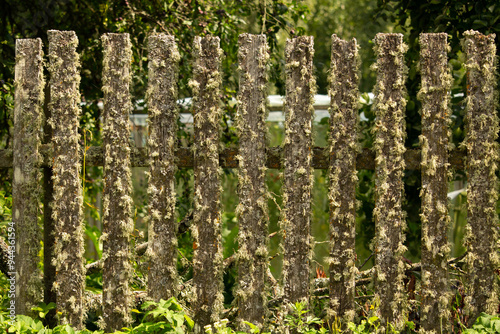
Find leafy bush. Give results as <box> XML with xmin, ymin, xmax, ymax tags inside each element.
<box><xmin>462</xmin><ymin>313</ymin><xmax>500</xmax><ymax>334</ymax></box>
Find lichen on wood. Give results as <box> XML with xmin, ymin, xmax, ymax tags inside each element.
<box><xmin>100</xmin><ymin>33</ymin><xmax>134</xmax><ymax>332</ymax></box>
<box><xmin>146</xmin><ymin>33</ymin><xmax>180</xmax><ymax>302</ymax></box>
<box><xmin>418</xmin><ymin>32</ymin><xmax>452</xmax><ymax>334</ymax></box>
<box><xmin>235</xmin><ymin>33</ymin><xmax>270</xmax><ymax>330</ymax></box>
<box><xmin>462</xmin><ymin>30</ymin><xmax>499</xmax><ymax>325</ymax></box>
<box><xmin>281</xmin><ymin>36</ymin><xmax>316</xmax><ymax>307</ymax></box>
<box><xmin>47</xmin><ymin>30</ymin><xmax>85</xmax><ymax>329</ymax></box>
<box><xmin>372</xmin><ymin>33</ymin><xmax>408</xmax><ymax>332</ymax></box>
<box><xmin>190</xmin><ymin>36</ymin><xmax>224</xmax><ymax>332</ymax></box>
<box><xmin>327</xmin><ymin>35</ymin><xmax>360</xmax><ymax>326</ymax></box>
<box><xmin>13</xmin><ymin>37</ymin><xmax>44</xmax><ymax>316</ymax></box>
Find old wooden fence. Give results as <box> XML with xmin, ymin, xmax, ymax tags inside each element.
<box><xmin>6</xmin><ymin>30</ymin><xmax>499</xmax><ymax>333</ymax></box>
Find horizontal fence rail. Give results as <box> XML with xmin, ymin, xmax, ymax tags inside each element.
<box><xmin>7</xmin><ymin>30</ymin><xmax>499</xmax><ymax>333</ymax></box>
<box><xmin>0</xmin><ymin>146</ymin><xmax>468</xmax><ymax>169</ymax></box>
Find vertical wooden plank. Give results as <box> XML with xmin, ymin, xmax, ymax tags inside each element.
<box><xmin>43</xmin><ymin>82</ymin><xmax>57</xmax><ymax>328</ymax></box>
<box><xmin>101</xmin><ymin>33</ymin><xmax>133</xmax><ymax>332</ymax></box>
<box><xmin>328</xmin><ymin>35</ymin><xmax>359</xmax><ymax>325</ymax></box>
<box><xmin>235</xmin><ymin>33</ymin><xmax>269</xmax><ymax>329</ymax></box>
<box><xmin>13</xmin><ymin>38</ymin><xmax>44</xmax><ymax>315</ymax></box>
<box><xmin>146</xmin><ymin>34</ymin><xmax>180</xmax><ymax>301</ymax></box>
<box><xmin>282</xmin><ymin>36</ymin><xmax>315</xmax><ymax>306</ymax></box>
<box><xmin>48</xmin><ymin>30</ymin><xmax>84</xmax><ymax>328</ymax></box>
<box><xmin>190</xmin><ymin>36</ymin><xmax>223</xmax><ymax>332</ymax></box>
<box><xmin>372</xmin><ymin>33</ymin><xmax>407</xmax><ymax>331</ymax></box>
<box><xmin>462</xmin><ymin>30</ymin><xmax>499</xmax><ymax>325</ymax></box>
<box><xmin>418</xmin><ymin>32</ymin><xmax>452</xmax><ymax>334</ymax></box>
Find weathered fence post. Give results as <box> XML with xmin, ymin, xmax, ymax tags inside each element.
<box><xmin>418</xmin><ymin>32</ymin><xmax>452</xmax><ymax>334</ymax></box>
<box><xmin>48</xmin><ymin>30</ymin><xmax>85</xmax><ymax>328</ymax></box>
<box><xmin>235</xmin><ymin>33</ymin><xmax>269</xmax><ymax>329</ymax></box>
<box><xmin>146</xmin><ymin>34</ymin><xmax>180</xmax><ymax>301</ymax></box>
<box><xmin>462</xmin><ymin>30</ymin><xmax>499</xmax><ymax>325</ymax></box>
<box><xmin>372</xmin><ymin>33</ymin><xmax>408</xmax><ymax>331</ymax></box>
<box><xmin>282</xmin><ymin>36</ymin><xmax>315</xmax><ymax>306</ymax></box>
<box><xmin>101</xmin><ymin>33</ymin><xmax>133</xmax><ymax>332</ymax></box>
<box><xmin>190</xmin><ymin>36</ymin><xmax>224</xmax><ymax>332</ymax></box>
<box><xmin>13</xmin><ymin>38</ymin><xmax>44</xmax><ymax>315</ymax></box>
<box><xmin>328</xmin><ymin>34</ymin><xmax>359</xmax><ymax>326</ymax></box>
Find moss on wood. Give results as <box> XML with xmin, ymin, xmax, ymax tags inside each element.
<box><xmin>372</xmin><ymin>33</ymin><xmax>408</xmax><ymax>332</ymax></box>
<box><xmin>47</xmin><ymin>30</ymin><xmax>85</xmax><ymax>329</ymax></box>
<box><xmin>190</xmin><ymin>36</ymin><xmax>224</xmax><ymax>333</ymax></box>
<box><xmin>146</xmin><ymin>33</ymin><xmax>181</xmax><ymax>302</ymax></box>
<box><xmin>418</xmin><ymin>32</ymin><xmax>452</xmax><ymax>334</ymax></box>
<box><xmin>13</xmin><ymin>37</ymin><xmax>44</xmax><ymax>316</ymax></box>
<box><xmin>462</xmin><ymin>30</ymin><xmax>499</xmax><ymax>325</ymax></box>
<box><xmin>235</xmin><ymin>33</ymin><xmax>270</xmax><ymax>330</ymax></box>
<box><xmin>327</xmin><ymin>35</ymin><xmax>360</xmax><ymax>326</ymax></box>
<box><xmin>100</xmin><ymin>33</ymin><xmax>134</xmax><ymax>332</ymax></box>
<box><xmin>281</xmin><ymin>36</ymin><xmax>316</xmax><ymax>307</ymax></box>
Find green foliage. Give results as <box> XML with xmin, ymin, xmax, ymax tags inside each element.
<box><xmin>31</xmin><ymin>302</ymin><xmax>57</xmax><ymax>321</ymax></box>
<box><xmin>284</xmin><ymin>302</ymin><xmax>327</xmax><ymax>334</ymax></box>
<box><xmin>462</xmin><ymin>313</ymin><xmax>500</xmax><ymax>334</ymax></box>
<box><xmin>116</xmin><ymin>297</ymin><xmax>194</xmax><ymax>334</ymax></box>
<box><xmin>347</xmin><ymin>315</ymin><xmax>415</xmax><ymax>334</ymax></box>
<box><xmin>348</xmin><ymin>315</ymin><xmax>382</xmax><ymax>334</ymax></box>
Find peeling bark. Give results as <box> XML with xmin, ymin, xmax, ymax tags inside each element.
<box><xmin>235</xmin><ymin>33</ymin><xmax>269</xmax><ymax>330</ymax></box>
<box><xmin>100</xmin><ymin>33</ymin><xmax>134</xmax><ymax>332</ymax></box>
<box><xmin>48</xmin><ymin>30</ymin><xmax>85</xmax><ymax>328</ymax></box>
<box><xmin>190</xmin><ymin>36</ymin><xmax>224</xmax><ymax>332</ymax></box>
<box><xmin>372</xmin><ymin>33</ymin><xmax>408</xmax><ymax>332</ymax></box>
<box><xmin>146</xmin><ymin>34</ymin><xmax>180</xmax><ymax>302</ymax></box>
<box><xmin>282</xmin><ymin>36</ymin><xmax>315</xmax><ymax>306</ymax></box>
<box><xmin>418</xmin><ymin>33</ymin><xmax>452</xmax><ymax>334</ymax></box>
<box><xmin>13</xmin><ymin>38</ymin><xmax>44</xmax><ymax>316</ymax></box>
<box><xmin>327</xmin><ymin>35</ymin><xmax>359</xmax><ymax>326</ymax></box>
<box><xmin>462</xmin><ymin>30</ymin><xmax>499</xmax><ymax>325</ymax></box>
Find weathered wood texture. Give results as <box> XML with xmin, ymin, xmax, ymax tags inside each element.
<box><xmin>282</xmin><ymin>36</ymin><xmax>315</xmax><ymax>306</ymax></box>
<box><xmin>462</xmin><ymin>30</ymin><xmax>499</xmax><ymax>325</ymax></box>
<box><xmin>48</xmin><ymin>30</ymin><xmax>85</xmax><ymax>329</ymax></box>
<box><xmin>101</xmin><ymin>33</ymin><xmax>134</xmax><ymax>332</ymax></box>
<box><xmin>146</xmin><ymin>34</ymin><xmax>180</xmax><ymax>302</ymax></box>
<box><xmin>235</xmin><ymin>34</ymin><xmax>269</xmax><ymax>329</ymax></box>
<box><xmin>13</xmin><ymin>38</ymin><xmax>44</xmax><ymax>315</ymax></box>
<box><xmin>418</xmin><ymin>33</ymin><xmax>452</xmax><ymax>334</ymax></box>
<box><xmin>328</xmin><ymin>35</ymin><xmax>359</xmax><ymax>325</ymax></box>
<box><xmin>190</xmin><ymin>36</ymin><xmax>224</xmax><ymax>332</ymax></box>
<box><xmin>43</xmin><ymin>83</ymin><xmax>57</xmax><ymax>328</ymax></box>
<box><xmin>372</xmin><ymin>33</ymin><xmax>408</xmax><ymax>332</ymax></box>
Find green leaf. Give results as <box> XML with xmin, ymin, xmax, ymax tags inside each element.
<box><xmin>184</xmin><ymin>314</ymin><xmax>195</xmax><ymax>329</ymax></box>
